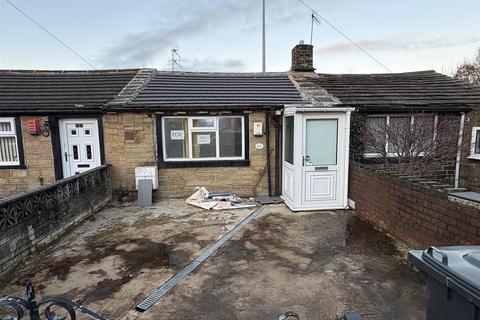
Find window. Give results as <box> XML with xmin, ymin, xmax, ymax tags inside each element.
<box><xmin>0</xmin><ymin>117</ymin><xmax>20</xmax><ymax>166</ymax></box>
<box><xmin>470</xmin><ymin>126</ymin><xmax>480</xmax><ymax>160</ymax></box>
<box><xmin>162</xmin><ymin>116</ymin><xmax>245</xmax><ymax>161</ymax></box>
<box><xmin>284</xmin><ymin>116</ymin><xmax>294</xmax><ymax>164</ymax></box>
<box><xmin>364</xmin><ymin>117</ymin><xmax>387</xmax><ymax>154</ymax></box>
<box><xmin>364</xmin><ymin>114</ymin><xmax>436</xmax><ymax>158</ymax></box>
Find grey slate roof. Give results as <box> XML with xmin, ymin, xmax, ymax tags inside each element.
<box><xmin>120</xmin><ymin>72</ymin><xmax>304</xmax><ymax>110</ymax></box>
<box><xmin>0</xmin><ymin>69</ymin><xmax>139</xmax><ymax>114</ymax></box>
<box><xmin>2</xmin><ymin>68</ymin><xmax>478</xmax><ymax>115</ymax></box>
<box><xmin>312</xmin><ymin>70</ymin><xmax>480</xmax><ymax>112</ymax></box>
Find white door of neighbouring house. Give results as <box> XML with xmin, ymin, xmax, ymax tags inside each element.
<box><xmin>282</xmin><ymin>107</ymin><xmax>353</xmax><ymax>211</ymax></box>
<box><xmin>59</xmin><ymin>119</ymin><xmax>101</xmax><ymax>178</ymax></box>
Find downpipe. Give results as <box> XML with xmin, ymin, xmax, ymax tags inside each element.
<box><xmin>265</xmin><ymin>111</ymin><xmax>272</xmax><ymax>197</ymax></box>
<box><xmin>273</xmin><ymin>115</ymin><xmax>282</xmax><ymax>196</ymax></box>
<box><xmin>454</xmin><ymin>112</ymin><xmax>465</xmax><ymax>189</ymax></box>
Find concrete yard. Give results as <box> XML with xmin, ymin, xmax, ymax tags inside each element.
<box><xmin>0</xmin><ymin>201</ymin><xmax>426</xmax><ymax>320</ymax></box>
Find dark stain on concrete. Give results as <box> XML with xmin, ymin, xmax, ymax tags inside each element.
<box><xmin>88</xmin><ymin>269</ymin><xmax>108</xmax><ymax>277</ymax></box>
<box><xmin>10</xmin><ymin>236</ymin><xmax>194</xmax><ymax>303</ymax></box>
<box><xmin>160</xmin><ymin>211</ymin><xmax>426</xmax><ymax>320</ymax></box>
<box><xmin>345</xmin><ymin>216</ymin><xmax>400</xmax><ymax>256</ymax></box>
<box><xmin>83</xmin><ymin>275</ymin><xmax>133</xmax><ymax>303</ymax></box>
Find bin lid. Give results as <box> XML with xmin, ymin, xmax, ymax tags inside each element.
<box><xmin>408</xmin><ymin>246</ymin><xmax>480</xmax><ymax>304</ymax></box>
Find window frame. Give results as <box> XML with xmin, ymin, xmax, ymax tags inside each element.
<box><xmin>157</xmin><ymin>114</ymin><xmax>250</xmax><ymax>168</ymax></box>
<box><xmin>0</xmin><ymin>116</ymin><xmax>26</xmax><ymax>169</ymax></box>
<box><xmin>363</xmin><ymin>114</ymin><xmax>438</xmax><ymax>158</ymax></box>
<box><xmin>469</xmin><ymin>126</ymin><xmax>480</xmax><ymax>160</ymax></box>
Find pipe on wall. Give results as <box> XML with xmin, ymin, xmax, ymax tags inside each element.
<box><xmin>273</xmin><ymin>115</ymin><xmax>282</xmax><ymax>196</ymax></box>
<box><xmin>265</xmin><ymin>111</ymin><xmax>272</xmax><ymax>197</ymax></box>
<box><xmin>454</xmin><ymin>112</ymin><xmax>465</xmax><ymax>189</ymax></box>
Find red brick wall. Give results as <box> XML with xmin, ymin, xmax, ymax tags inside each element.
<box><xmin>461</xmin><ymin>108</ymin><xmax>480</xmax><ymax>192</ymax></box>
<box><xmin>349</xmin><ymin>165</ymin><xmax>480</xmax><ymax>248</ymax></box>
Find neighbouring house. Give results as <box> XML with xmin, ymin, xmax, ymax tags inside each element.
<box><xmin>1</xmin><ymin>43</ymin><xmax>480</xmax><ymax>211</ymax></box>
<box><xmin>295</xmin><ymin>70</ymin><xmax>480</xmax><ymax>189</ymax></box>
<box><xmin>0</xmin><ymin>69</ymin><xmax>139</xmax><ymax>195</ymax></box>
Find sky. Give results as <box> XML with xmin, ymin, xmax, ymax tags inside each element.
<box><xmin>0</xmin><ymin>0</ymin><xmax>479</xmax><ymax>74</ymax></box>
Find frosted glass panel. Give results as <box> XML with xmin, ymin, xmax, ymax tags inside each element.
<box><xmin>306</xmin><ymin>119</ymin><xmax>337</xmax><ymax>165</ymax></box>
<box><xmin>284</xmin><ymin>116</ymin><xmax>294</xmax><ymax>164</ymax></box>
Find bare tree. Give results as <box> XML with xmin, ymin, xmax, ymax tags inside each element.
<box><xmin>361</xmin><ymin>113</ymin><xmax>459</xmax><ymax>175</ymax></box>
<box><xmin>454</xmin><ymin>48</ymin><xmax>480</xmax><ymax>85</ymax></box>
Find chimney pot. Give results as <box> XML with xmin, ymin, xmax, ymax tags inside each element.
<box><xmin>291</xmin><ymin>42</ymin><xmax>315</xmax><ymax>72</ymax></box>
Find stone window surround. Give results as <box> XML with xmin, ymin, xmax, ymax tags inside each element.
<box><xmin>156</xmin><ymin>114</ymin><xmax>250</xmax><ymax>169</ymax></box>
<box><xmin>469</xmin><ymin>126</ymin><xmax>480</xmax><ymax>160</ymax></box>
<box><xmin>0</xmin><ymin>116</ymin><xmax>25</xmax><ymax>169</ymax></box>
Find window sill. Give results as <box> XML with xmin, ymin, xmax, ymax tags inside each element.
<box><xmin>158</xmin><ymin>159</ymin><xmax>250</xmax><ymax>168</ymax></box>
<box><xmin>0</xmin><ymin>164</ymin><xmax>27</xmax><ymax>169</ymax></box>
<box><xmin>467</xmin><ymin>155</ymin><xmax>480</xmax><ymax>161</ymax></box>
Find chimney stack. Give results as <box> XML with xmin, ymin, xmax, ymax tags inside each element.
<box><xmin>291</xmin><ymin>41</ymin><xmax>315</xmax><ymax>72</ymax></box>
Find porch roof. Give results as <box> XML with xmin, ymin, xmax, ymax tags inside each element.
<box><xmin>0</xmin><ymin>69</ymin><xmax>139</xmax><ymax>114</ymax></box>
<box><xmin>312</xmin><ymin>70</ymin><xmax>480</xmax><ymax>113</ymax></box>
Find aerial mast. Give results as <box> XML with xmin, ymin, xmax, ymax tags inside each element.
<box><xmin>262</xmin><ymin>0</ymin><xmax>266</xmax><ymax>72</ymax></box>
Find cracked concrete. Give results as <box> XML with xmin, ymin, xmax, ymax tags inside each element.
<box><xmin>138</xmin><ymin>204</ymin><xmax>426</xmax><ymax>320</ymax></box>
<box><xmin>1</xmin><ymin>202</ymin><xmax>426</xmax><ymax>320</ymax></box>
<box><xmin>0</xmin><ymin>200</ymin><xmax>253</xmax><ymax>319</ymax></box>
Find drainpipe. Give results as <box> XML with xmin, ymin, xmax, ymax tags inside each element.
<box><xmin>273</xmin><ymin>115</ymin><xmax>282</xmax><ymax>196</ymax></box>
<box><xmin>265</xmin><ymin>111</ymin><xmax>272</xmax><ymax>196</ymax></box>
<box><xmin>454</xmin><ymin>112</ymin><xmax>465</xmax><ymax>189</ymax></box>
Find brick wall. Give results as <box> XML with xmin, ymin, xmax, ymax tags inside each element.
<box><xmin>357</xmin><ymin>161</ymin><xmax>456</xmax><ymax>186</ymax></box>
<box><xmin>349</xmin><ymin>165</ymin><xmax>480</xmax><ymax>248</ymax></box>
<box><xmin>461</xmin><ymin>107</ymin><xmax>480</xmax><ymax>192</ymax></box>
<box><xmin>0</xmin><ymin>116</ymin><xmax>55</xmax><ymax>198</ymax></box>
<box><xmin>103</xmin><ymin>112</ymin><xmax>276</xmax><ymax>198</ymax></box>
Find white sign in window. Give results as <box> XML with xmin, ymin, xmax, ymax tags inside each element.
<box><xmin>170</xmin><ymin>130</ymin><xmax>185</xmax><ymax>140</ymax></box>
<box><xmin>196</xmin><ymin>134</ymin><xmax>211</xmax><ymax>145</ymax></box>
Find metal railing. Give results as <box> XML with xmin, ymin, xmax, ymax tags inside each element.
<box><xmin>0</xmin><ymin>281</ymin><xmax>105</xmax><ymax>320</ymax></box>
<box><xmin>0</xmin><ymin>165</ymin><xmax>110</xmax><ymax>233</ymax></box>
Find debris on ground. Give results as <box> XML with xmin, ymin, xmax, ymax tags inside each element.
<box><xmin>186</xmin><ymin>187</ymin><xmax>256</xmax><ymax>211</ymax></box>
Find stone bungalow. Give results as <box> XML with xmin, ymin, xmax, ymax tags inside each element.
<box><xmin>1</xmin><ymin>43</ymin><xmax>480</xmax><ymax>209</ymax></box>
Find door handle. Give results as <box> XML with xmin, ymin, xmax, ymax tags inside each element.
<box><xmin>64</xmin><ymin>152</ymin><xmax>69</xmax><ymax>161</ymax></box>
<box><xmin>303</xmin><ymin>155</ymin><xmax>311</xmax><ymax>166</ymax></box>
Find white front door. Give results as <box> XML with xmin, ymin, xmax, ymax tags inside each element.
<box><xmin>301</xmin><ymin>115</ymin><xmax>346</xmax><ymax>209</ymax></box>
<box><xmin>59</xmin><ymin>119</ymin><xmax>101</xmax><ymax>178</ymax></box>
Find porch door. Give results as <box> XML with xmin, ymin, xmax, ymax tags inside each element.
<box><xmin>301</xmin><ymin>115</ymin><xmax>345</xmax><ymax>208</ymax></box>
<box><xmin>59</xmin><ymin>119</ymin><xmax>101</xmax><ymax>178</ymax></box>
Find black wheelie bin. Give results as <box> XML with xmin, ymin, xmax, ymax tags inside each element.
<box><xmin>408</xmin><ymin>246</ymin><xmax>480</xmax><ymax>320</ymax></box>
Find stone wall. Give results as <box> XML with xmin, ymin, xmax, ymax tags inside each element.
<box><xmin>0</xmin><ymin>165</ymin><xmax>111</xmax><ymax>279</ymax></box>
<box><xmin>460</xmin><ymin>107</ymin><xmax>480</xmax><ymax>192</ymax></box>
<box><xmin>0</xmin><ymin>116</ymin><xmax>55</xmax><ymax>198</ymax></box>
<box><xmin>103</xmin><ymin>112</ymin><xmax>276</xmax><ymax>198</ymax></box>
<box><xmin>103</xmin><ymin>113</ymin><xmax>158</xmax><ymax>194</ymax></box>
<box><xmin>349</xmin><ymin>165</ymin><xmax>480</xmax><ymax>249</ymax></box>
<box><xmin>159</xmin><ymin>112</ymin><xmax>276</xmax><ymax>198</ymax></box>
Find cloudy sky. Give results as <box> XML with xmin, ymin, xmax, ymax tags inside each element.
<box><xmin>0</xmin><ymin>0</ymin><xmax>479</xmax><ymax>74</ymax></box>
